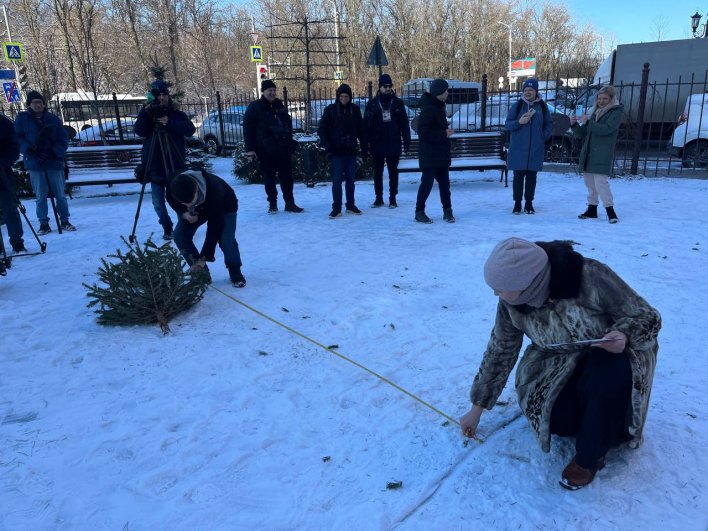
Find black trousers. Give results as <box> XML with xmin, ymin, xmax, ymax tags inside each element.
<box><xmin>550</xmin><ymin>349</ymin><xmax>632</xmax><ymax>470</ymax></box>
<box><xmin>373</xmin><ymin>155</ymin><xmax>400</xmax><ymax>199</ymax></box>
<box><xmin>512</xmin><ymin>170</ymin><xmax>537</xmax><ymax>202</ymax></box>
<box><xmin>415</xmin><ymin>167</ymin><xmax>451</xmax><ymax>211</ymax></box>
<box><xmin>260</xmin><ymin>156</ymin><xmax>294</xmax><ymax>204</ymax></box>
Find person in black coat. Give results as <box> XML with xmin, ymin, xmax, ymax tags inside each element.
<box><xmin>364</xmin><ymin>74</ymin><xmax>411</xmax><ymax>208</ymax></box>
<box><xmin>415</xmin><ymin>79</ymin><xmax>455</xmax><ymax>224</ymax></box>
<box><xmin>318</xmin><ymin>83</ymin><xmax>367</xmax><ymax>218</ymax></box>
<box><xmin>243</xmin><ymin>79</ymin><xmax>303</xmax><ymax>215</ymax></box>
<box><xmin>134</xmin><ymin>80</ymin><xmax>196</xmax><ymax>240</ymax></box>
<box><xmin>0</xmin><ymin>114</ymin><xmax>23</xmax><ymax>252</ymax></box>
<box><xmin>167</xmin><ymin>169</ymin><xmax>246</xmax><ymax>287</ymax></box>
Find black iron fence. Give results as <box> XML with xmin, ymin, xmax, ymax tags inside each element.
<box><xmin>2</xmin><ymin>65</ymin><xmax>707</xmax><ymax>176</ymax></box>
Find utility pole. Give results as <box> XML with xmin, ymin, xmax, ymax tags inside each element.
<box><xmin>498</xmin><ymin>21</ymin><xmax>512</xmax><ymax>88</ymax></box>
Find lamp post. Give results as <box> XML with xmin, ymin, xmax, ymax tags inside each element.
<box><xmin>498</xmin><ymin>21</ymin><xmax>512</xmax><ymax>87</ymax></box>
<box><xmin>691</xmin><ymin>12</ymin><xmax>708</xmax><ymax>38</ymax></box>
<box><xmin>330</xmin><ymin>0</ymin><xmax>341</xmax><ymax>71</ymax></box>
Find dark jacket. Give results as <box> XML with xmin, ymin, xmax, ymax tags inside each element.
<box><xmin>14</xmin><ymin>109</ymin><xmax>68</xmax><ymax>172</ymax></box>
<box><xmin>166</xmin><ymin>170</ymin><xmax>238</xmax><ymax>262</ymax></box>
<box><xmin>0</xmin><ymin>114</ymin><xmax>19</xmax><ymax>171</ymax></box>
<box><xmin>318</xmin><ymin>85</ymin><xmax>366</xmax><ymax>157</ymax></box>
<box><xmin>573</xmin><ymin>103</ymin><xmax>624</xmax><ymax>175</ymax></box>
<box><xmin>364</xmin><ymin>93</ymin><xmax>411</xmax><ymax>158</ymax></box>
<box><xmin>416</xmin><ymin>92</ymin><xmax>450</xmax><ymax>169</ymax></box>
<box><xmin>134</xmin><ymin>101</ymin><xmax>196</xmax><ymax>184</ymax></box>
<box><xmin>471</xmin><ymin>241</ymin><xmax>661</xmax><ymax>452</ymax></box>
<box><xmin>242</xmin><ymin>96</ymin><xmax>297</xmax><ymax>158</ymax></box>
<box><xmin>505</xmin><ymin>98</ymin><xmax>554</xmax><ymax>171</ymax></box>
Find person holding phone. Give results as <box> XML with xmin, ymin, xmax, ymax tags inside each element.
<box><xmin>505</xmin><ymin>78</ymin><xmax>553</xmax><ymax>214</ymax></box>
<box><xmin>460</xmin><ymin>237</ymin><xmax>661</xmax><ymax>490</ymax></box>
<box><xmin>570</xmin><ymin>85</ymin><xmax>624</xmax><ymax>223</ymax></box>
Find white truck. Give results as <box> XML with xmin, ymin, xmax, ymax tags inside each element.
<box><xmin>669</xmin><ymin>93</ymin><xmax>708</xmax><ymax>168</ymax></box>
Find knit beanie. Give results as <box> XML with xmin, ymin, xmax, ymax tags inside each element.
<box><xmin>171</xmin><ymin>171</ymin><xmax>200</xmax><ymax>203</ymax></box>
<box><xmin>378</xmin><ymin>74</ymin><xmax>393</xmax><ymax>87</ymax></box>
<box><xmin>336</xmin><ymin>83</ymin><xmax>353</xmax><ymax>98</ymax></box>
<box><xmin>484</xmin><ymin>237</ymin><xmax>551</xmax><ymax>308</ymax></box>
<box><xmin>26</xmin><ymin>90</ymin><xmax>44</xmax><ymax>106</ymax></box>
<box><xmin>429</xmin><ymin>78</ymin><xmax>449</xmax><ymax>97</ymax></box>
<box><xmin>522</xmin><ymin>78</ymin><xmax>539</xmax><ymax>93</ymax></box>
<box><xmin>261</xmin><ymin>79</ymin><xmax>276</xmax><ymax>92</ymax></box>
<box><xmin>150</xmin><ymin>80</ymin><xmax>170</xmax><ymax>95</ymax></box>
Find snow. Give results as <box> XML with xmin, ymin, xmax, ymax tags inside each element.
<box><xmin>2</xmin><ymin>159</ymin><xmax>707</xmax><ymax>530</ymax></box>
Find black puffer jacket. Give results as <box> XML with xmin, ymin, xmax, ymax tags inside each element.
<box><xmin>243</xmin><ymin>96</ymin><xmax>297</xmax><ymax>158</ymax></box>
<box><xmin>318</xmin><ymin>84</ymin><xmax>366</xmax><ymax>156</ymax></box>
<box><xmin>416</xmin><ymin>92</ymin><xmax>450</xmax><ymax>169</ymax></box>
<box><xmin>364</xmin><ymin>93</ymin><xmax>410</xmax><ymax>158</ymax></box>
<box><xmin>166</xmin><ymin>170</ymin><xmax>237</xmax><ymax>262</ymax></box>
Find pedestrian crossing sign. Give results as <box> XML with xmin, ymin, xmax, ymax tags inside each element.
<box><xmin>2</xmin><ymin>42</ymin><xmax>24</xmax><ymax>62</ymax></box>
<box><xmin>250</xmin><ymin>46</ymin><xmax>263</xmax><ymax>63</ymax></box>
<box><xmin>334</xmin><ymin>71</ymin><xmax>343</xmax><ymax>80</ymax></box>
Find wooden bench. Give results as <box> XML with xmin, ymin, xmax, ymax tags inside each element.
<box><xmin>64</xmin><ymin>144</ymin><xmax>142</xmax><ymax>187</ymax></box>
<box><xmin>398</xmin><ymin>131</ymin><xmax>508</xmax><ymax>186</ymax></box>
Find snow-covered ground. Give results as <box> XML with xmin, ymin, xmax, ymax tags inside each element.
<box><xmin>2</xmin><ymin>159</ymin><xmax>707</xmax><ymax>530</ymax></box>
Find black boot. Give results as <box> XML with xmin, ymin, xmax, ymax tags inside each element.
<box><xmin>389</xmin><ymin>196</ymin><xmax>398</xmax><ymax>209</ymax></box>
<box><xmin>162</xmin><ymin>223</ymin><xmax>173</xmax><ymax>240</ymax></box>
<box><xmin>371</xmin><ymin>196</ymin><xmax>384</xmax><ymax>208</ymax></box>
<box><xmin>284</xmin><ymin>201</ymin><xmax>304</xmax><ymax>213</ymax></box>
<box><xmin>443</xmin><ymin>208</ymin><xmax>456</xmax><ymax>223</ymax></box>
<box><xmin>524</xmin><ymin>200</ymin><xmax>535</xmax><ymax>214</ymax></box>
<box><xmin>11</xmin><ymin>239</ymin><xmax>27</xmax><ymax>253</ymax></box>
<box><xmin>606</xmin><ymin>206</ymin><xmax>619</xmax><ymax>224</ymax></box>
<box><xmin>415</xmin><ymin>210</ymin><xmax>433</xmax><ymax>224</ymax></box>
<box><xmin>268</xmin><ymin>201</ymin><xmax>278</xmax><ymax>214</ymax></box>
<box><xmin>512</xmin><ymin>201</ymin><xmax>522</xmax><ymax>215</ymax></box>
<box><xmin>229</xmin><ymin>266</ymin><xmax>246</xmax><ymax>287</ymax></box>
<box><xmin>38</xmin><ymin>222</ymin><xmax>51</xmax><ymax>235</ymax></box>
<box><xmin>578</xmin><ymin>204</ymin><xmax>598</xmax><ymax>219</ymax></box>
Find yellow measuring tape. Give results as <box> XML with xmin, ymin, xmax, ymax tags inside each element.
<box><xmin>209</xmin><ymin>285</ymin><xmax>476</xmax><ymax>436</ymax></box>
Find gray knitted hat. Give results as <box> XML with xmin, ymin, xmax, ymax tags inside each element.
<box><xmin>429</xmin><ymin>78</ymin><xmax>449</xmax><ymax>97</ymax></box>
<box><xmin>484</xmin><ymin>237</ymin><xmax>551</xmax><ymax>307</ymax></box>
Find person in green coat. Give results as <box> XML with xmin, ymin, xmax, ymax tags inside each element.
<box><xmin>571</xmin><ymin>85</ymin><xmax>624</xmax><ymax>223</ymax></box>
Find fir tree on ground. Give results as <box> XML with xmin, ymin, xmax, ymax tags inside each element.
<box><xmin>84</xmin><ymin>237</ymin><xmax>210</xmax><ymax>334</ymax></box>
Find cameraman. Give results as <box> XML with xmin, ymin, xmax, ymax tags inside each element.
<box><xmin>135</xmin><ymin>80</ymin><xmax>196</xmax><ymax>240</ymax></box>
<box><xmin>0</xmin><ymin>113</ymin><xmax>23</xmax><ymax>251</ymax></box>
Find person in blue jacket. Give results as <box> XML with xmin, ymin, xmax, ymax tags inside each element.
<box><xmin>505</xmin><ymin>78</ymin><xmax>553</xmax><ymax>214</ymax></box>
<box><xmin>14</xmin><ymin>90</ymin><xmax>74</xmax><ymax>234</ymax></box>
<box><xmin>134</xmin><ymin>80</ymin><xmax>196</xmax><ymax>240</ymax></box>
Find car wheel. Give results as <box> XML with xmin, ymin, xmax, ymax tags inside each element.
<box><xmin>545</xmin><ymin>138</ymin><xmax>571</xmax><ymax>163</ymax></box>
<box><xmin>204</xmin><ymin>136</ymin><xmax>222</xmax><ymax>155</ymax></box>
<box><xmin>681</xmin><ymin>140</ymin><xmax>708</xmax><ymax>169</ymax></box>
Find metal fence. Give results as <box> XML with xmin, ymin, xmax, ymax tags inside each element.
<box><xmin>3</xmin><ymin>65</ymin><xmax>707</xmax><ymax>176</ymax></box>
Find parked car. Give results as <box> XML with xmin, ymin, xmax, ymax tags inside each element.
<box><xmin>449</xmin><ymin>99</ymin><xmax>575</xmax><ymax>162</ymax></box>
<box><xmin>669</xmin><ymin>93</ymin><xmax>708</xmax><ymax>168</ymax></box>
<box><xmin>75</xmin><ymin>117</ymin><xmax>140</xmax><ymax>146</ymax></box>
<box><xmin>199</xmin><ymin>107</ymin><xmax>303</xmax><ymax>154</ymax></box>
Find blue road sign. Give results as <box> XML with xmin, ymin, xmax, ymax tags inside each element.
<box><xmin>3</xmin><ymin>81</ymin><xmax>20</xmax><ymax>103</ymax></box>
<box><xmin>0</xmin><ymin>69</ymin><xmax>16</xmax><ymax>80</ymax></box>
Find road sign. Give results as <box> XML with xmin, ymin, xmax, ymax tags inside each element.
<box><xmin>334</xmin><ymin>70</ymin><xmax>343</xmax><ymax>80</ymax></box>
<box><xmin>0</xmin><ymin>69</ymin><xmax>16</xmax><ymax>80</ymax></box>
<box><xmin>250</xmin><ymin>45</ymin><xmax>263</xmax><ymax>63</ymax></box>
<box><xmin>3</xmin><ymin>81</ymin><xmax>20</xmax><ymax>103</ymax></box>
<box><xmin>3</xmin><ymin>42</ymin><xmax>24</xmax><ymax>62</ymax></box>
<box><xmin>366</xmin><ymin>36</ymin><xmax>388</xmax><ymax>66</ymax></box>
<box><xmin>249</xmin><ymin>32</ymin><xmax>259</xmax><ymax>44</ymax></box>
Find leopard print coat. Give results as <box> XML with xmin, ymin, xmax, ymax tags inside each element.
<box><xmin>470</xmin><ymin>241</ymin><xmax>661</xmax><ymax>452</ymax></box>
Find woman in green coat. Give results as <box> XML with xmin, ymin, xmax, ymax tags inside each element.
<box><xmin>571</xmin><ymin>85</ymin><xmax>624</xmax><ymax>223</ymax></box>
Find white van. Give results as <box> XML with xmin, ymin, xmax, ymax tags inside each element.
<box><xmin>670</xmin><ymin>93</ymin><xmax>708</xmax><ymax>168</ymax></box>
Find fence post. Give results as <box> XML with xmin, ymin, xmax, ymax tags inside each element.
<box><xmin>283</xmin><ymin>86</ymin><xmax>289</xmax><ymax>108</ymax></box>
<box><xmin>630</xmin><ymin>62</ymin><xmax>650</xmax><ymax>175</ymax></box>
<box><xmin>367</xmin><ymin>81</ymin><xmax>373</xmax><ymax>100</ymax></box>
<box><xmin>216</xmin><ymin>90</ymin><xmax>225</xmax><ymax>154</ymax></box>
<box><xmin>112</xmin><ymin>92</ymin><xmax>124</xmax><ymax>142</ymax></box>
<box><xmin>480</xmin><ymin>74</ymin><xmax>488</xmax><ymax>132</ymax></box>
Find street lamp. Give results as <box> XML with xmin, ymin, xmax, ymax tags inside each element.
<box><xmin>498</xmin><ymin>21</ymin><xmax>512</xmax><ymax>87</ymax></box>
<box><xmin>691</xmin><ymin>11</ymin><xmax>708</xmax><ymax>38</ymax></box>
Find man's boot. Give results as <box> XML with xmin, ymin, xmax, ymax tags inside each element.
<box><xmin>229</xmin><ymin>266</ymin><xmax>246</xmax><ymax>288</ymax></box>
<box><xmin>284</xmin><ymin>201</ymin><xmax>304</xmax><ymax>213</ymax></box>
<box><xmin>371</xmin><ymin>195</ymin><xmax>384</xmax><ymax>208</ymax></box>
<box><xmin>38</xmin><ymin>222</ymin><xmax>51</xmax><ymax>235</ymax></box>
<box><xmin>11</xmin><ymin>239</ymin><xmax>27</xmax><ymax>253</ymax></box>
<box><xmin>162</xmin><ymin>223</ymin><xmax>173</xmax><ymax>240</ymax></box>
<box><xmin>578</xmin><ymin>204</ymin><xmax>598</xmax><ymax>219</ymax></box>
<box><xmin>524</xmin><ymin>200</ymin><xmax>535</xmax><ymax>214</ymax></box>
<box><xmin>415</xmin><ymin>210</ymin><xmax>433</xmax><ymax>224</ymax></box>
<box><xmin>512</xmin><ymin>201</ymin><xmax>522</xmax><ymax>215</ymax></box>
<box><xmin>443</xmin><ymin>208</ymin><xmax>456</xmax><ymax>223</ymax></box>
<box><xmin>268</xmin><ymin>201</ymin><xmax>278</xmax><ymax>214</ymax></box>
<box><xmin>389</xmin><ymin>195</ymin><xmax>398</xmax><ymax>209</ymax></box>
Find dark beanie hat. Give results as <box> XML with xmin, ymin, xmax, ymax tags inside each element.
<box><xmin>26</xmin><ymin>90</ymin><xmax>45</xmax><ymax>106</ymax></box>
<box><xmin>522</xmin><ymin>78</ymin><xmax>539</xmax><ymax>92</ymax></box>
<box><xmin>378</xmin><ymin>74</ymin><xmax>393</xmax><ymax>87</ymax></box>
<box><xmin>261</xmin><ymin>79</ymin><xmax>276</xmax><ymax>92</ymax></box>
<box><xmin>150</xmin><ymin>80</ymin><xmax>170</xmax><ymax>95</ymax></box>
<box><xmin>336</xmin><ymin>83</ymin><xmax>353</xmax><ymax>98</ymax></box>
<box><xmin>170</xmin><ymin>172</ymin><xmax>198</xmax><ymax>203</ymax></box>
<box><xmin>429</xmin><ymin>78</ymin><xmax>449</xmax><ymax>97</ymax></box>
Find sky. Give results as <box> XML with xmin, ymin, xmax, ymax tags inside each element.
<box><xmin>565</xmin><ymin>0</ymin><xmax>705</xmax><ymax>47</ymax></box>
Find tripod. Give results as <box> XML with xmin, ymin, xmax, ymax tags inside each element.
<box><xmin>0</xmin><ymin>222</ymin><xmax>11</xmax><ymax>276</ymax></box>
<box><xmin>129</xmin><ymin>119</ymin><xmax>181</xmax><ymax>243</ymax></box>
<box><xmin>0</xmin><ymin>168</ymin><xmax>47</xmax><ymax>257</ymax></box>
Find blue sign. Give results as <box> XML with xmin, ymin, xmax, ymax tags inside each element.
<box><xmin>3</xmin><ymin>81</ymin><xmax>20</xmax><ymax>103</ymax></box>
<box><xmin>0</xmin><ymin>69</ymin><xmax>16</xmax><ymax>80</ymax></box>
